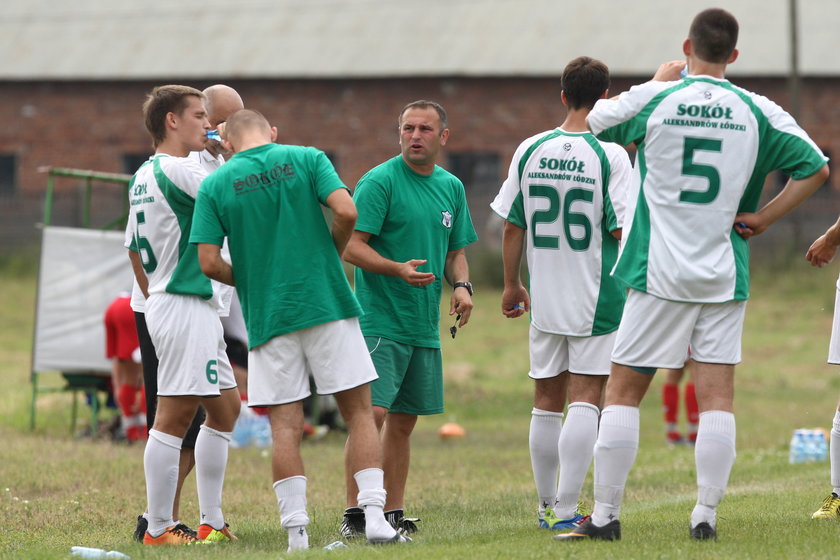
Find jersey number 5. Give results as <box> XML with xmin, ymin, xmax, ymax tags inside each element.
<box><xmin>529</xmin><ymin>184</ymin><xmax>594</xmax><ymax>251</ymax></box>
<box><xmin>680</xmin><ymin>137</ymin><xmax>722</xmax><ymax>204</ymax></box>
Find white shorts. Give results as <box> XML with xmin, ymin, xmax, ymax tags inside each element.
<box><xmin>528</xmin><ymin>324</ymin><xmax>616</xmax><ymax>378</ymax></box>
<box><xmin>612</xmin><ymin>289</ymin><xmax>745</xmax><ymax>369</ymax></box>
<box><xmin>828</xmin><ymin>287</ymin><xmax>840</xmax><ymax>364</ymax></box>
<box><xmin>144</xmin><ymin>292</ymin><xmax>236</xmax><ymax>397</ymax></box>
<box><xmin>247</xmin><ymin>317</ymin><xmax>378</xmax><ymax>406</ymax></box>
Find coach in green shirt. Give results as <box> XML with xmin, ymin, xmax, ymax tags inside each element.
<box><xmin>341</xmin><ymin>100</ymin><xmax>478</xmax><ymax>538</ymax></box>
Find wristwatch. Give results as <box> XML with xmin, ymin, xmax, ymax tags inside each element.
<box><xmin>453</xmin><ymin>281</ymin><xmax>473</xmax><ymax>296</ymax></box>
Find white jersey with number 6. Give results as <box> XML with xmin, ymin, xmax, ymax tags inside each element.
<box><xmin>124</xmin><ymin>154</ymin><xmax>221</xmax><ymax>307</ymax></box>
<box><xmin>491</xmin><ymin>128</ymin><xmax>631</xmax><ymax>337</ymax></box>
<box><xmin>589</xmin><ymin>75</ymin><xmax>827</xmax><ymax>303</ymax></box>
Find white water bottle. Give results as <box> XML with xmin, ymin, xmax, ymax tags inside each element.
<box><xmin>70</xmin><ymin>547</ymin><xmax>130</xmax><ymax>559</ymax></box>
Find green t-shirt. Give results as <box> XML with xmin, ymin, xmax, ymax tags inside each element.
<box><xmin>353</xmin><ymin>156</ymin><xmax>478</xmax><ymax>348</ymax></box>
<box><xmin>191</xmin><ymin>143</ymin><xmax>362</xmax><ymax>349</ymax></box>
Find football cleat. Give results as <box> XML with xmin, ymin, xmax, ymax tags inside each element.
<box><xmin>689</xmin><ymin>521</ymin><xmax>717</xmax><ymax>540</ymax></box>
<box><xmin>133</xmin><ymin>515</ymin><xmax>148</xmax><ymax>542</ymax></box>
<box><xmin>811</xmin><ymin>492</ymin><xmax>840</xmax><ymax>519</ymax></box>
<box><xmin>197</xmin><ymin>522</ymin><xmax>238</xmax><ymax>542</ymax></box>
<box><xmin>385</xmin><ymin>509</ymin><xmax>420</xmax><ymax>533</ymax></box>
<box><xmin>541</xmin><ymin>502</ymin><xmax>588</xmax><ymax>530</ymax></box>
<box><xmin>340</xmin><ymin>507</ymin><xmax>366</xmax><ymax>539</ymax></box>
<box><xmin>143</xmin><ymin>524</ymin><xmax>200</xmax><ymax>545</ymax></box>
<box><xmin>554</xmin><ymin>518</ymin><xmax>620</xmax><ymax>541</ymax></box>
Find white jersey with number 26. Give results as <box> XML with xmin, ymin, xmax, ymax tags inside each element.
<box><xmin>491</xmin><ymin>128</ymin><xmax>631</xmax><ymax>337</ymax></box>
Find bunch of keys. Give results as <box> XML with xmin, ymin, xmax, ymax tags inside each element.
<box><xmin>449</xmin><ymin>314</ymin><xmax>462</xmax><ymax>339</ymax></box>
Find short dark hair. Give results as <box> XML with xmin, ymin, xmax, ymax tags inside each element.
<box><xmin>689</xmin><ymin>8</ymin><xmax>739</xmax><ymax>64</ymax></box>
<box><xmin>225</xmin><ymin>108</ymin><xmax>271</xmax><ymax>141</ymax></box>
<box><xmin>561</xmin><ymin>56</ymin><xmax>610</xmax><ymax>111</ymax></box>
<box><xmin>398</xmin><ymin>100</ymin><xmax>448</xmax><ymax>131</ymax></box>
<box><xmin>142</xmin><ymin>85</ymin><xmax>204</xmax><ymax>148</ymax></box>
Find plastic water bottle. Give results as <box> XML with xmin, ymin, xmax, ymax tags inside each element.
<box><xmin>230</xmin><ymin>408</ymin><xmax>254</xmax><ymax>448</ymax></box>
<box><xmin>815</xmin><ymin>429</ymin><xmax>829</xmax><ymax>461</ymax></box>
<box><xmin>206</xmin><ymin>130</ymin><xmax>221</xmax><ymax>142</ymax></box>
<box><xmin>805</xmin><ymin>431</ymin><xmax>820</xmax><ymax>462</ymax></box>
<box><xmin>324</xmin><ymin>540</ymin><xmax>348</xmax><ymax>550</ymax></box>
<box><xmin>252</xmin><ymin>413</ymin><xmax>272</xmax><ymax>448</ymax></box>
<box><xmin>231</xmin><ymin>406</ymin><xmax>272</xmax><ymax>448</ymax></box>
<box><xmin>70</xmin><ymin>547</ymin><xmax>130</xmax><ymax>559</ymax></box>
<box><xmin>789</xmin><ymin>429</ymin><xmax>807</xmax><ymax>464</ymax></box>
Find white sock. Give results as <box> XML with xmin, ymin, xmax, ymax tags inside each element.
<box><xmin>691</xmin><ymin>410</ymin><xmax>736</xmax><ymax>528</ymax></box>
<box><xmin>529</xmin><ymin>408</ymin><xmax>564</xmax><ymax>514</ymax></box>
<box><xmin>554</xmin><ymin>402</ymin><xmax>600</xmax><ymax>519</ymax></box>
<box><xmin>831</xmin><ymin>411</ymin><xmax>840</xmax><ymax>495</ymax></box>
<box><xmin>273</xmin><ymin>476</ymin><xmax>309</xmax><ymax>551</ymax></box>
<box><xmin>195</xmin><ymin>425</ymin><xmax>231</xmax><ymax>530</ymax></box>
<box><xmin>592</xmin><ymin>405</ymin><xmax>639</xmax><ymax>526</ymax></box>
<box><xmin>144</xmin><ymin>429</ymin><xmax>182</xmax><ymax>537</ymax></box>
<box><xmin>354</xmin><ymin>468</ymin><xmax>396</xmax><ymax>541</ymax></box>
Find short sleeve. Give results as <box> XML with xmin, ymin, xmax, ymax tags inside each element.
<box><xmin>190</xmin><ymin>183</ymin><xmax>226</xmax><ymax>246</ymax></box>
<box><xmin>353</xmin><ymin>175</ymin><xmax>389</xmax><ymax>236</ymax></box>
<box><xmin>163</xmin><ymin>157</ymin><xmax>209</xmax><ymax>198</ymax></box>
<box><xmin>310</xmin><ymin>149</ymin><xmax>349</xmax><ymax>204</ymax></box>
<box><xmin>448</xmin><ymin>179</ymin><xmax>478</xmax><ymax>251</ymax></box>
<box><xmin>603</xmin><ymin>143</ymin><xmax>633</xmax><ymax>231</ymax></box>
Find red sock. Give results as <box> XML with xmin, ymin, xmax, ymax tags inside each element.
<box><xmin>117</xmin><ymin>384</ymin><xmax>137</xmax><ymax>417</ymax></box>
<box><xmin>663</xmin><ymin>383</ymin><xmax>679</xmax><ymax>423</ymax></box>
<box><xmin>138</xmin><ymin>385</ymin><xmax>147</xmax><ymax>414</ymax></box>
<box><xmin>685</xmin><ymin>382</ymin><xmax>699</xmax><ymax>441</ymax></box>
<box><xmin>685</xmin><ymin>382</ymin><xmax>699</xmax><ymax>424</ymax></box>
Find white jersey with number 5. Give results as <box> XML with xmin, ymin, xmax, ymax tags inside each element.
<box><xmin>124</xmin><ymin>154</ymin><xmax>221</xmax><ymax>307</ymax></box>
<box><xmin>589</xmin><ymin>75</ymin><xmax>827</xmax><ymax>303</ymax></box>
<box><xmin>491</xmin><ymin>128</ymin><xmax>631</xmax><ymax>337</ymax></box>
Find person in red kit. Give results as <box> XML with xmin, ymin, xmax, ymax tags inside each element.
<box><xmin>662</xmin><ymin>360</ymin><xmax>699</xmax><ymax>446</ymax></box>
<box><xmin>104</xmin><ymin>293</ymin><xmax>147</xmax><ymax>442</ymax></box>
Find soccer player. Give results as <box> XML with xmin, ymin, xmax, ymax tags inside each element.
<box><xmin>340</xmin><ymin>100</ymin><xmax>478</xmax><ymax>538</ymax></box>
<box><xmin>490</xmin><ymin>56</ymin><xmax>631</xmax><ymax>531</ymax></box>
<box><xmin>192</xmin><ymin>109</ymin><xmax>407</xmax><ymax>551</ymax></box>
<box><xmin>556</xmin><ymin>8</ymin><xmax>829</xmax><ymax>542</ymax></box>
<box><xmin>103</xmin><ymin>292</ymin><xmax>146</xmax><ymax>442</ymax></box>
<box><xmin>126</xmin><ymin>85</ymin><xmax>241</xmax><ymax>546</ymax></box>
<box><xmin>131</xmin><ymin>83</ymin><xmax>244</xmax><ymax>542</ymax></box>
<box><xmin>805</xmin><ymin>217</ymin><xmax>840</xmax><ymax>520</ymax></box>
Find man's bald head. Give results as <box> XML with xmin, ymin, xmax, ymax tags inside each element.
<box><xmin>203</xmin><ymin>84</ymin><xmax>244</xmax><ymax>128</ymax></box>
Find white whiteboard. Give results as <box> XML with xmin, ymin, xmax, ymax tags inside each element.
<box><xmin>32</xmin><ymin>226</ymin><xmax>134</xmax><ymax>374</ymax></box>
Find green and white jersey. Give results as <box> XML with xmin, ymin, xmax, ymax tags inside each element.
<box><xmin>190</xmin><ymin>143</ymin><xmax>362</xmax><ymax>349</ymax></box>
<box><xmin>353</xmin><ymin>156</ymin><xmax>478</xmax><ymax>348</ymax></box>
<box><xmin>589</xmin><ymin>75</ymin><xmax>828</xmax><ymax>303</ymax></box>
<box><xmin>491</xmin><ymin>128</ymin><xmax>631</xmax><ymax>336</ymax></box>
<box><xmin>124</xmin><ymin>154</ymin><xmax>217</xmax><ymax>303</ymax></box>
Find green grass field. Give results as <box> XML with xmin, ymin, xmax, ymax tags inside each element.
<box><xmin>2</xmin><ymin>257</ymin><xmax>840</xmax><ymax>559</ymax></box>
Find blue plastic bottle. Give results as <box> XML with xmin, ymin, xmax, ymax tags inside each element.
<box><xmin>789</xmin><ymin>429</ymin><xmax>806</xmax><ymax>464</ymax></box>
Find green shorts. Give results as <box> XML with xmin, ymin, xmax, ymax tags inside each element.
<box><xmin>365</xmin><ymin>336</ymin><xmax>444</xmax><ymax>415</ymax></box>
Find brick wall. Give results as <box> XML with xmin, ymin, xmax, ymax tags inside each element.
<box><xmin>1</xmin><ymin>76</ymin><xmax>837</xmax><ymax>253</ymax></box>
